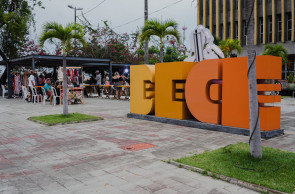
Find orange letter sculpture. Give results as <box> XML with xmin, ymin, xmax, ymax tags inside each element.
<box><xmin>222</xmin><ymin>56</ymin><xmax>281</xmax><ymax>131</ymax></box>
<box><xmin>130</xmin><ymin>65</ymin><xmax>155</xmax><ymax>115</ymax></box>
<box><xmin>185</xmin><ymin>59</ymin><xmax>222</xmax><ymax>124</ymax></box>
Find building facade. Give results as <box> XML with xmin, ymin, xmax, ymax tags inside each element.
<box><xmin>197</xmin><ymin>0</ymin><xmax>295</xmax><ymax>79</ymax></box>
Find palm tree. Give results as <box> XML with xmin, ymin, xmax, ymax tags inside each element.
<box><xmin>219</xmin><ymin>38</ymin><xmax>242</xmax><ymax>58</ymax></box>
<box><xmin>39</xmin><ymin>22</ymin><xmax>87</xmax><ymax>115</ymax></box>
<box><xmin>262</xmin><ymin>44</ymin><xmax>288</xmax><ymax>65</ymax></box>
<box><xmin>139</xmin><ymin>19</ymin><xmax>181</xmax><ymax>63</ymax></box>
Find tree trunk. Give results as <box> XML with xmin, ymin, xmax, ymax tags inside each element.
<box><xmin>62</xmin><ymin>46</ymin><xmax>68</xmax><ymax>116</ymax></box>
<box><xmin>144</xmin><ymin>41</ymin><xmax>149</xmax><ymax>64</ymax></box>
<box><xmin>246</xmin><ymin>0</ymin><xmax>262</xmax><ymax>159</ymax></box>
<box><xmin>160</xmin><ymin>39</ymin><xmax>163</xmax><ymax>63</ymax></box>
<box><xmin>248</xmin><ymin>50</ymin><xmax>262</xmax><ymax>158</ymax></box>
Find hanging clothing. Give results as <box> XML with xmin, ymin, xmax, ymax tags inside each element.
<box><xmin>14</xmin><ymin>75</ymin><xmax>21</xmax><ymax>95</ymax></box>
<box><xmin>58</xmin><ymin>67</ymin><xmax>63</xmax><ymax>81</ymax></box>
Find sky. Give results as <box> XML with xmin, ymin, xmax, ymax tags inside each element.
<box><xmin>31</xmin><ymin>0</ymin><xmax>198</xmax><ymax>53</ymax></box>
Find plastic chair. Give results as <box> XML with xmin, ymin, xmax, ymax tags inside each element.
<box><xmin>30</xmin><ymin>86</ymin><xmax>41</xmax><ymax>104</ymax></box>
<box><xmin>21</xmin><ymin>86</ymin><xmax>30</xmax><ymax>102</ymax></box>
<box><xmin>1</xmin><ymin>85</ymin><xmax>8</xmax><ymax>99</ymax></box>
<box><xmin>52</xmin><ymin>87</ymin><xmax>60</xmax><ymax>106</ymax></box>
<box><xmin>41</xmin><ymin>87</ymin><xmax>48</xmax><ymax>105</ymax></box>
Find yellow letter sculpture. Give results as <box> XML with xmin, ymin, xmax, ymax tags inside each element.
<box><xmin>130</xmin><ymin>65</ymin><xmax>155</xmax><ymax>115</ymax></box>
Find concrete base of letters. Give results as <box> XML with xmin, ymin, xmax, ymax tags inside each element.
<box><xmin>127</xmin><ymin>113</ymin><xmax>284</xmax><ymax>139</ymax></box>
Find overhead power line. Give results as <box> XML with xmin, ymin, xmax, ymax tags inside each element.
<box><xmin>113</xmin><ymin>0</ymin><xmax>185</xmax><ymax>29</ymax></box>
<box><xmin>79</xmin><ymin>0</ymin><xmax>107</xmax><ymax>16</ymax></box>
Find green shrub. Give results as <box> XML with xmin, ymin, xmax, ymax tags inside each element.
<box><xmin>287</xmin><ymin>73</ymin><xmax>294</xmax><ymax>83</ymax></box>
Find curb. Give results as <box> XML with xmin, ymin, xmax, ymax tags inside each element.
<box><xmin>168</xmin><ymin>160</ymin><xmax>288</xmax><ymax>194</ymax></box>
<box><xmin>27</xmin><ymin>117</ymin><xmax>103</xmax><ymax>126</ymax></box>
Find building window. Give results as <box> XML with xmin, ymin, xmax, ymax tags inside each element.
<box><xmin>268</xmin><ymin>16</ymin><xmax>272</xmax><ymax>43</ymax></box>
<box><xmin>241</xmin><ymin>0</ymin><xmax>245</xmax><ymax>8</ymax></box>
<box><xmin>227</xmin><ymin>0</ymin><xmax>230</xmax><ymax>11</ymax></box>
<box><xmin>267</xmin><ymin>0</ymin><xmax>272</xmax><ymax>3</ymax></box>
<box><xmin>287</xmin><ymin>57</ymin><xmax>295</xmax><ymax>72</ymax></box>
<box><xmin>200</xmin><ymin>0</ymin><xmax>203</xmax><ymax>17</ymax></box>
<box><xmin>226</xmin><ymin>22</ymin><xmax>231</xmax><ymax>38</ymax></box>
<box><xmin>213</xmin><ymin>25</ymin><xmax>216</xmax><ymax>36</ymax></box>
<box><xmin>220</xmin><ymin>0</ymin><xmax>223</xmax><ymax>13</ymax></box>
<box><xmin>220</xmin><ymin>24</ymin><xmax>224</xmax><ymax>39</ymax></box>
<box><xmin>259</xmin><ymin>17</ymin><xmax>263</xmax><ymax>43</ymax></box>
<box><xmin>287</xmin><ymin>12</ymin><xmax>292</xmax><ymax>41</ymax></box>
<box><xmin>206</xmin><ymin>0</ymin><xmax>209</xmax><ymax>15</ymax></box>
<box><xmin>234</xmin><ymin>21</ymin><xmax>239</xmax><ymax>39</ymax></box>
<box><xmin>258</xmin><ymin>0</ymin><xmax>263</xmax><ymax>5</ymax></box>
<box><xmin>234</xmin><ymin>0</ymin><xmax>239</xmax><ymax>10</ymax></box>
<box><xmin>277</xmin><ymin>14</ymin><xmax>282</xmax><ymax>42</ymax></box>
<box><xmin>242</xmin><ymin>20</ymin><xmax>247</xmax><ymax>45</ymax></box>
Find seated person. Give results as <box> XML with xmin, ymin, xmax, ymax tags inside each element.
<box><xmin>44</xmin><ymin>78</ymin><xmax>53</xmax><ymax>105</ymax></box>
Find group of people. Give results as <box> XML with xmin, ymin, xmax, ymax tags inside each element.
<box><xmin>27</xmin><ymin>70</ymin><xmax>61</xmax><ymax>105</ymax></box>
<box><xmin>85</xmin><ymin>70</ymin><xmax>129</xmax><ymax>100</ymax></box>
<box><xmin>113</xmin><ymin>72</ymin><xmax>129</xmax><ymax>100</ymax></box>
<box><xmin>26</xmin><ymin>68</ymin><xmax>130</xmax><ymax>103</ymax></box>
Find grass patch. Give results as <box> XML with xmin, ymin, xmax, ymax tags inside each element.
<box><xmin>174</xmin><ymin>143</ymin><xmax>295</xmax><ymax>193</ymax></box>
<box><xmin>29</xmin><ymin>113</ymin><xmax>102</xmax><ymax>125</ymax></box>
<box><xmin>281</xmin><ymin>96</ymin><xmax>291</xmax><ymax>99</ymax></box>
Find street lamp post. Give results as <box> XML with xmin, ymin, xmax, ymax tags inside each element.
<box><xmin>68</xmin><ymin>5</ymin><xmax>83</xmax><ymax>56</ymax></box>
<box><xmin>68</xmin><ymin>5</ymin><xmax>83</xmax><ymax>24</ymax></box>
<box><xmin>144</xmin><ymin>0</ymin><xmax>149</xmax><ymax>64</ymax></box>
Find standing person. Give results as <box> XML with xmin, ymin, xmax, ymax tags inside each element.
<box><xmin>44</xmin><ymin>78</ymin><xmax>53</xmax><ymax>105</ymax></box>
<box><xmin>95</xmin><ymin>70</ymin><xmax>101</xmax><ymax>97</ymax></box>
<box><xmin>54</xmin><ymin>80</ymin><xmax>62</xmax><ymax>105</ymax></box>
<box><xmin>28</xmin><ymin>70</ymin><xmax>36</xmax><ymax>102</ymax></box>
<box><xmin>113</xmin><ymin>72</ymin><xmax>122</xmax><ymax>100</ymax></box>
<box><xmin>119</xmin><ymin>73</ymin><xmax>127</xmax><ymax>97</ymax></box>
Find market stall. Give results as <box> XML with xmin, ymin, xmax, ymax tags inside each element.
<box><xmin>58</xmin><ymin>66</ymin><xmax>84</xmax><ymax>105</ymax></box>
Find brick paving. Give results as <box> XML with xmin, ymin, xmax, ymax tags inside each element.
<box><xmin>0</xmin><ymin>97</ymin><xmax>294</xmax><ymax>193</ymax></box>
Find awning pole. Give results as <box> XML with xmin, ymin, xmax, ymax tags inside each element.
<box><xmin>7</xmin><ymin>62</ymin><xmax>12</xmax><ymax>98</ymax></box>
<box><xmin>109</xmin><ymin>62</ymin><xmax>113</xmax><ymax>85</ymax></box>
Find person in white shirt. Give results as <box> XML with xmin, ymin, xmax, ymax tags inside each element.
<box><xmin>28</xmin><ymin>70</ymin><xmax>35</xmax><ymax>102</ymax></box>
<box><xmin>95</xmin><ymin>70</ymin><xmax>101</xmax><ymax>96</ymax></box>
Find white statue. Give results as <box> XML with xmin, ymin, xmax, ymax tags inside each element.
<box><xmin>184</xmin><ymin>25</ymin><xmax>224</xmax><ymax>62</ymax></box>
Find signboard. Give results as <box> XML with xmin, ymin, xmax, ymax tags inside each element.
<box><xmin>130</xmin><ymin>56</ymin><xmax>282</xmax><ymax>132</ymax></box>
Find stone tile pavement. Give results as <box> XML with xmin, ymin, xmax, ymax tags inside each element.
<box><xmin>0</xmin><ymin>97</ymin><xmax>294</xmax><ymax>193</ymax></box>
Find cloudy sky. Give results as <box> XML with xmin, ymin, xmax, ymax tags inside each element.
<box><xmin>31</xmin><ymin>0</ymin><xmax>198</xmax><ymax>52</ymax></box>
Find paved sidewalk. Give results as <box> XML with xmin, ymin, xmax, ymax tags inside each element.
<box><xmin>0</xmin><ymin>97</ymin><xmax>294</xmax><ymax>194</ymax></box>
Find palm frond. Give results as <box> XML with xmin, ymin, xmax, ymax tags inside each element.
<box><xmin>262</xmin><ymin>44</ymin><xmax>288</xmax><ymax>64</ymax></box>
<box><xmin>39</xmin><ymin>22</ymin><xmax>86</xmax><ymax>53</ymax></box>
<box><xmin>164</xmin><ymin>29</ymin><xmax>181</xmax><ymax>43</ymax></box>
<box><xmin>218</xmin><ymin>38</ymin><xmax>242</xmax><ymax>57</ymax></box>
<box><xmin>71</xmin><ymin>33</ymin><xmax>87</xmax><ymax>47</ymax></box>
<box><xmin>163</xmin><ymin>19</ymin><xmax>178</xmax><ymax>30</ymax></box>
